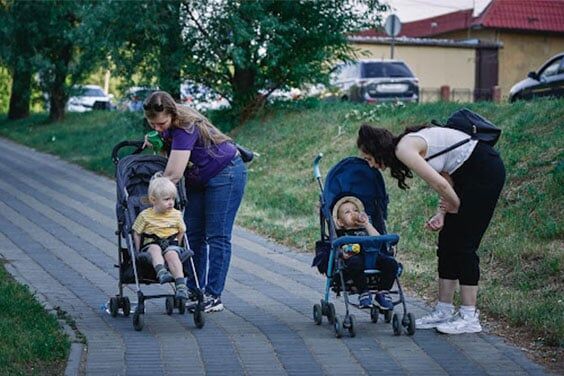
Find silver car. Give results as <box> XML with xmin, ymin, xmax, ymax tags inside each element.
<box><xmin>331</xmin><ymin>59</ymin><xmax>419</xmax><ymax>103</ymax></box>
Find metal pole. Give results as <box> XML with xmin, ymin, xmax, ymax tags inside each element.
<box><xmin>391</xmin><ymin>19</ymin><xmax>396</xmax><ymax>59</ymax></box>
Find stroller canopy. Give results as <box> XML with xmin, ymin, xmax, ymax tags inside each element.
<box><xmin>323</xmin><ymin>157</ymin><xmax>389</xmax><ymax>233</ymax></box>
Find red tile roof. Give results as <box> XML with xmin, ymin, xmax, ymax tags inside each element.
<box><xmin>472</xmin><ymin>0</ymin><xmax>564</xmax><ymax>33</ymax></box>
<box><xmin>356</xmin><ymin>0</ymin><xmax>564</xmax><ymax>38</ymax></box>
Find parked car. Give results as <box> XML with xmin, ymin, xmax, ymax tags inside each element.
<box><xmin>118</xmin><ymin>86</ymin><xmax>158</xmax><ymax>111</ymax></box>
<box><xmin>180</xmin><ymin>80</ymin><xmax>230</xmax><ymax>111</ymax></box>
<box><xmin>67</xmin><ymin>84</ymin><xmax>113</xmax><ymax>112</ymax></box>
<box><xmin>509</xmin><ymin>52</ymin><xmax>564</xmax><ymax>102</ymax></box>
<box><xmin>330</xmin><ymin>59</ymin><xmax>419</xmax><ymax>103</ymax></box>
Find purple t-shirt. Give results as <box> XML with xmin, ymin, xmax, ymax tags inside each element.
<box><xmin>162</xmin><ymin>126</ymin><xmax>236</xmax><ymax>186</ymax></box>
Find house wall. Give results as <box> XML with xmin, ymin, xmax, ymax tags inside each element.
<box><xmin>440</xmin><ymin>29</ymin><xmax>564</xmax><ymax>98</ymax></box>
<box><xmin>353</xmin><ymin>43</ymin><xmax>476</xmax><ymax>102</ymax></box>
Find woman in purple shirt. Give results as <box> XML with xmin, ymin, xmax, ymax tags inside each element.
<box><xmin>143</xmin><ymin>91</ymin><xmax>247</xmax><ymax>312</ymax></box>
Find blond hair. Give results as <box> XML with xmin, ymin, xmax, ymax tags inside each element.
<box><xmin>148</xmin><ymin>173</ymin><xmax>177</xmax><ymax>200</ymax></box>
<box><xmin>143</xmin><ymin>91</ymin><xmax>231</xmax><ymax>148</ymax></box>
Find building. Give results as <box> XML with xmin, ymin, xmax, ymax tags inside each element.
<box><xmin>354</xmin><ymin>0</ymin><xmax>564</xmax><ymax>100</ymax></box>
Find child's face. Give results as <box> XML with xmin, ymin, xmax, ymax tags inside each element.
<box><xmin>151</xmin><ymin>194</ymin><xmax>175</xmax><ymax>213</ymax></box>
<box><xmin>337</xmin><ymin>202</ymin><xmax>361</xmax><ymax>229</ymax></box>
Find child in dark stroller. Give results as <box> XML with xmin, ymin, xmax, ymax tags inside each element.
<box><xmin>333</xmin><ymin>196</ymin><xmax>398</xmax><ymax>310</ymax></box>
<box><xmin>132</xmin><ymin>174</ymin><xmax>189</xmax><ymax>300</ymax></box>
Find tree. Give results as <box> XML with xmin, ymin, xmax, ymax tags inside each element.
<box><xmin>80</xmin><ymin>0</ymin><xmax>184</xmax><ymax>99</ymax></box>
<box><xmin>0</xmin><ymin>0</ymin><xmax>40</xmax><ymax>119</ymax></box>
<box><xmin>1</xmin><ymin>0</ymin><xmax>108</xmax><ymax>122</ymax></box>
<box><xmin>180</xmin><ymin>0</ymin><xmax>387</xmax><ymax>116</ymax></box>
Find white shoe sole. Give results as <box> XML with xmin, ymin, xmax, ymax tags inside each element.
<box><xmin>205</xmin><ymin>303</ymin><xmax>224</xmax><ymax>312</ymax></box>
<box><xmin>436</xmin><ymin>326</ymin><xmax>482</xmax><ymax>334</ymax></box>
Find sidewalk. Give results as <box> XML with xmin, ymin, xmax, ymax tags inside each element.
<box><xmin>0</xmin><ymin>137</ymin><xmax>553</xmax><ymax>376</ymax></box>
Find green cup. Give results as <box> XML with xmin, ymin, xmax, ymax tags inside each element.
<box><xmin>146</xmin><ymin>130</ymin><xmax>164</xmax><ymax>152</ymax></box>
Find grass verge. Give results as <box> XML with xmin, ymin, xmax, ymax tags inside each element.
<box><xmin>0</xmin><ymin>261</ymin><xmax>69</xmax><ymax>375</ymax></box>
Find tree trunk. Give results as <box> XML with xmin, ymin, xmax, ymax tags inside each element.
<box><xmin>48</xmin><ymin>45</ymin><xmax>72</xmax><ymax>123</ymax></box>
<box><xmin>7</xmin><ymin>63</ymin><xmax>32</xmax><ymax>120</ymax></box>
<box><xmin>232</xmin><ymin>66</ymin><xmax>261</xmax><ymax>122</ymax></box>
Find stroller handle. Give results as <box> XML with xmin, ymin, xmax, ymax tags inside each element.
<box><xmin>112</xmin><ymin>140</ymin><xmax>145</xmax><ymax>165</ymax></box>
<box><xmin>313</xmin><ymin>153</ymin><xmax>323</xmax><ymax>179</ymax></box>
<box><xmin>332</xmin><ymin>234</ymin><xmax>399</xmax><ymax>249</ymax></box>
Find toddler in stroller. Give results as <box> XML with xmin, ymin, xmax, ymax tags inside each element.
<box><xmin>132</xmin><ymin>174</ymin><xmax>188</xmax><ymax>299</ymax></box>
<box><xmin>109</xmin><ymin>140</ymin><xmax>205</xmax><ymax>331</ymax></box>
<box><xmin>332</xmin><ymin>196</ymin><xmax>398</xmax><ymax>311</ymax></box>
<box><xmin>311</xmin><ymin>155</ymin><xmax>416</xmax><ymax>337</ymax></box>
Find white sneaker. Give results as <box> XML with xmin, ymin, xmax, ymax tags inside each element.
<box><xmin>415</xmin><ymin>309</ymin><xmax>455</xmax><ymax>329</ymax></box>
<box><xmin>436</xmin><ymin>310</ymin><xmax>482</xmax><ymax>334</ymax></box>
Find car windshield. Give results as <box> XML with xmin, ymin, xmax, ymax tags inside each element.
<box><xmin>72</xmin><ymin>87</ymin><xmax>106</xmax><ymax>97</ymax></box>
<box><xmin>361</xmin><ymin>62</ymin><xmax>414</xmax><ymax>78</ymax></box>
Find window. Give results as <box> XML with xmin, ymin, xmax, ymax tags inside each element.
<box><xmin>540</xmin><ymin>58</ymin><xmax>562</xmax><ymax>79</ymax></box>
<box><xmin>361</xmin><ymin>62</ymin><xmax>414</xmax><ymax>78</ymax></box>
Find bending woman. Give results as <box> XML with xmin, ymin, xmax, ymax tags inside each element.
<box><xmin>357</xmin><ymin>123</ymin><xmax>505</xmax><ymax>334</ymax></box>
<box><xmin>143</xmin><ymin>91</ymin><xmax>247</xmax><ymax>312</ymax></box>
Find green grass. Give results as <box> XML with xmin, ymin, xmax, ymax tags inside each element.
<box><xmin>0</xmin><ymin>263</ymin><xmax>69</xmax><ymax>375</ymax></box>
<box><xmin>0</xmin><ymin>99</ymin><xmax>562</xmax><ymax>349</ymax></box>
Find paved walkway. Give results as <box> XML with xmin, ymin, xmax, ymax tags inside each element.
<box><xmin>0</xmin><ymin>137</ymin><xmax>552</xmax><ymax>376</ymax></box>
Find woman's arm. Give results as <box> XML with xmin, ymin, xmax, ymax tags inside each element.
<box><xmin>395</xmin><ymin>137</ymin><xmax>460</xmax><ymax>213</ymax></box>
<box><xmin>164</xmin><ymin>149</ymin><xmax>191</xmax><ymax>184</ymax></box>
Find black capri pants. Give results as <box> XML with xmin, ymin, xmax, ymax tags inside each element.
<box><xmin>437</xmin><ymin>142</ymin><xmax>505</xmax><ymax>285</ymax></box>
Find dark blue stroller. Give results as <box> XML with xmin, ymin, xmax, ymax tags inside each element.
<box><xmin>311</xmin><ymin>154</ymin><xmax>416</xmax><ymax>337</ymax></box>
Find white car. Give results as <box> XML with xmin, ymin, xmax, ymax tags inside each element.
<box><xmin>180</xmin><ymin>80</ymin><xmax>230</xmax><ymax>112</ymax></box>
<box><xmin>67</xmin><ymin>85</ymin><xmax>113</xmax><ymax>112</ymax></box>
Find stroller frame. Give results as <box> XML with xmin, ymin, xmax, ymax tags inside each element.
<box><xmin>312</xmin><ymin>154</ymin><xmax>416</xmax><ymax>337</ymax></box>
<box><xmin>110</xmin><ymin>140</ymin><xmax>206</xmax><ymax>331</ymax></box>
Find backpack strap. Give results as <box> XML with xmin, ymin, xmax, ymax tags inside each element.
<box><xmin>425</xmin><ymin>138</ymin><xmax>472</xmax><ymax>162</ymax></box>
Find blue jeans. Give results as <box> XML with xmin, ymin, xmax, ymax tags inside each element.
<box><xmin>184</xmin><ymin>155</ymin><xmax>247</xmax><ymax>297</ymax></box>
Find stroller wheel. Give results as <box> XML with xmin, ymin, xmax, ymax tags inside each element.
<box><xmin>109</xmin><ymin>297</ymin><xmax>119</xmax><ymax>317</ymax></box>
<box><xmin>133</xmin><ymin>312</ymin><xmax>144</xmax><ymax>331</ymax></box>
<box><xmin>384</xmin><ymin>309</ymin><xmax>393</xmax><ymax>323</ymax></box>
<box><xmin>122</xmin><ymin>297</ymin><xmax>131</xmax><ymax>317</ymax></box>
<box><xmin>392</xmin><ymin>313</ymin><xmax>401</xmax><ymax>336</ymax></box>
<box><xmin>370</xmin><ymin>306</ymin><xmax>379</xmax><ymax>323</ymax></box>
<box><xmin>313</xmin><ymin>304</ymin><xmax>322</xmax><ymax>325</ymax></box>
<box><xmin>177</xmin><ymin>298</ymin><xmax>186</xmax><ymax>315</ymax></box>
<box><xmin>348</xmin><ymin>314</ymin><xmax>356</xmax><ymax>338</ymax></box>
<box><xmin>334</xmin><ymin>316</ymin><xmax>344</xmax><ymax>338</ymax></box>
<box><xmin>193</xmin><ymin>308</ymin><xmax>205</xmax><ymax>329</ymax></box>
<box><xmin>165</xmin><ymin>297</ymin><xmax>174</xmax><ymax>315</ymax></box>
<box><xmin>406</xmin><ymin>312</ymin><xmax>416</xmax><ymax>336</ymax></box>
<box><xmin>327</xmin><ymin>303</ymin><xmax>336</xmax><ymax>325</ymax></box>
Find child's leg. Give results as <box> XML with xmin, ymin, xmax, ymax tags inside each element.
<box><xmin>146</xmin><ymin>244</ymin><xmax>173</xmax><ymax>283</ymax></box>
<box><xmin>164</xmin><ymin>250</ymin><xmax>184</xmax><ymax>279</ymax></box>
<box><xmin>147</xmin><ymin>244</ymin><xmax>165</xmax><ymax>267</ymax></box>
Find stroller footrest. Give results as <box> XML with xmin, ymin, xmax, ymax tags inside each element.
<box><xmin>364</xmin><ymin>269</ymin><xmax>381</xmax><ymax>275</ymax></box>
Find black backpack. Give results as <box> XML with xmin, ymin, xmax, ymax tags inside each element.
<box><xmin>426</xmin><ymin>108</ymin><xmax>501</xmax><ymax>161</ymax></box>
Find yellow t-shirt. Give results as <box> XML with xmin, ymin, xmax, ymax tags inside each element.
<box><xmin>132</xmin><ymin>207</ymin><xmax>186</xmax><ymax>242</ymax></box>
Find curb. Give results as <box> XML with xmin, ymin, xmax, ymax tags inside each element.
<box><xmin>3</xmin><ymin>262</ymin><xmax>86</xmax><ymax>376</ymax></box>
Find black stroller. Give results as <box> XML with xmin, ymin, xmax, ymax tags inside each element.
<box><xmin>311</xmin><ymin>154</ymin><xmax>415</xmax><ymax>337</ymax></box>
<box><xmin>109</xmin><ymin>141</ymin><xmax>205</xmax><ymax>331</ymax></box>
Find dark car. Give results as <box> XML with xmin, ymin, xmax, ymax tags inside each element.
<box><xmin>509</xmin><ymin>52</ymin><xmax>564</xmax><ymax>102</ymax></box>
<box><xmin>331</xmin><ymin>59</ymin><xmax>419</xmax><ymax>103</ymax></box>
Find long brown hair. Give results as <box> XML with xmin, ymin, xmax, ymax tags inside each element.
<box><xmin>356</xmin><ymin>123</ymin><xmax>429</xmax><ymax>190</ymax></box>
<box><xmin>143</xmin><ymin>91</ymin><xmax>231</xmax><ymax>147</ymax></box>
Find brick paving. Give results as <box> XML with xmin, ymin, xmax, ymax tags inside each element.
<box><xmin>0</xmin><ymin>137</ymin><xmax>552</xmax><ymax>376</ymax></box>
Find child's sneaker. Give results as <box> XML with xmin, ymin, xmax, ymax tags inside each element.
<box><xmin>204</xmin><ymin>294</ymin><xmax>224</xmax><ymax>312</ymax></box>
<box><xmin>436</xmin><ymin>310</ymin><xmax>482</xmax><ymax>334</ymax></box>
<box><xmin>358</xmin><ymin>292</ymin><xmax>372</xmax><ymax>309</ymax></box>
<box><xmin>175</xmin><ymin>284</ymin><xmax>188</xmax><ymax>300</ymax></box>
<box><xmin>157</xmin><ymin>269</ymin><xmax>174</xmax><ymax>284</ymax></box>
<box><xmin>416</xmin><ymin>309</ymin><xmax>455</xmax><ymax>329</ymax></box>
<box><xmin>374</xmin><ymin>292</ymin><xmax>393</xmax><ymax>310</ymax></box>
